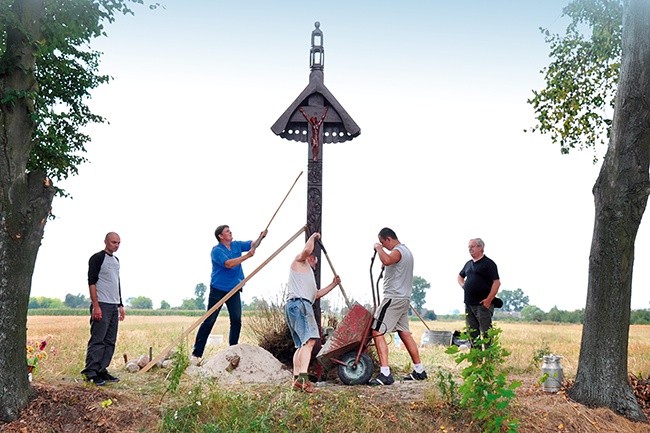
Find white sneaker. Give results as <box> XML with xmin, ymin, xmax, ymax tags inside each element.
<box><xmin>189</xmin><ymin>355</ymin><xmax>202</xmax><ymax>366</ymax></box>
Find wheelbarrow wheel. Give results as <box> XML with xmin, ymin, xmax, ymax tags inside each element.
<box><xmin>338</xmin><ymin>351</ymin><xmax>373</xmax><ymax>385</ymax></box>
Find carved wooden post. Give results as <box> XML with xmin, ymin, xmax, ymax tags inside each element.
<box><xmin>271</xmin><ymin>21</ymin><xmax>360</xmax><ymax>338</ymax></box>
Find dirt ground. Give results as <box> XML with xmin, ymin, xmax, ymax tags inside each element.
<box><xmin>2</xmin><ymin>345</ymin><xmax>649</xmax><ymax>432</ymax></box>
<box><xmin>0</xmin><ymin>381</ymin><xmax>158</xmax><ymax>433</ymax></box>
<box><xmin>2</xmin><ymin>376</ymin><xmax>649</xmax><ymax>433</ymax></box>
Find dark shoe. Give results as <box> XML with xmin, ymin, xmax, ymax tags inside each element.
<box><xmin>403</xmin><ymin>370</ymin><xmax>428</xmax><ymax>381</ymax></box>
<box><xmin>100</xmin><ymin>372</ymin><xmax>120</xmax><ymax>383</ymax></box>
<box><xmin>368</xmin><ymin>373</ymin><xmax>394</xmax><ymax>386</ymax></box>
<box><xmin>293</xmin><ymin>379</ymin><xmax>316</xmax><ymax>393</ymax></box>
<box><xmin>86</xmin><ymin>376</ymin><xmax>106</xmax><ymax>386</ymax></box>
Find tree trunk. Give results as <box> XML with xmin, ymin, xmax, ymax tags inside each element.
<box><xmin>0</xmin><ymin>0</ymin><xmax>53</xmax><ymax>422</ymax></box>
<box><xmin>568</xmin><ymin>0</ymin><xmax>650</xmax><ymax>422</ymax></box>
<box><xmin>0</xmin><ymin>172</ymin><xmax>55</xmax><ymax>422</ymax></box>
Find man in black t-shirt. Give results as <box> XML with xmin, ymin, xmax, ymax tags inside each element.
<box><xmin>457</xmin><ymin>238</ymin><xmax>501</xmax><ymax>344</ymax></box>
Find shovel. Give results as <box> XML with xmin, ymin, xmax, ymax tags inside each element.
<box><xmin>316</xmin><ymin>239</ymin><xmax>352</xmax><ymax>309</ymax></box>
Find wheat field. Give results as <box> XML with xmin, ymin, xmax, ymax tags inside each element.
<box><xmin>26</xmin><ymin>315</ymin><xmax>650</xmax><ymax>381</ymax></box>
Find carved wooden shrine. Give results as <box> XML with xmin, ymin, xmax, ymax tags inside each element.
<box><xmin>271</xmin><ymin>22</ymin><xmax>360</xmax><ymax>326</ymax></box>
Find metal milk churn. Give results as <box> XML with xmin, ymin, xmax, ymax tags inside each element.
<box><xmin>541</xmin><ymin>354</ymin><xmax>564</xmax><ymax>393</ymax></box>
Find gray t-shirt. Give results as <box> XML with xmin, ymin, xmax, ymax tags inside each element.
<box><xmin>382</xmin><ymin>243</ymin><xmax>413</xmax><ymax>299</ymax></box>
<box><xmin>88</xmin><ymin>251</ymin><xmax>122</xmax><ymax>305</ymax></box>
<box><xmin>286</xmin><ymin>268</ymin><xmax>317</xmax><ymax>303</ymax></box>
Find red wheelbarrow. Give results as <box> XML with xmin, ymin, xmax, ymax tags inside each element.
<box><xmin>315</xmin><ymin>250</ymin><xmax>385</xmax><ymax>385</ymax></box>
<box><xmin>316</xmin><ymin>302</ymin><xmax>376</xmax><ymax>384</ymax></box>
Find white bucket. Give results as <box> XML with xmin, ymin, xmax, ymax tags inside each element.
<box><xmin>420</xmin><ymin>330</ymin><xmax>453</xmax><ymax>347</ymax></box>
<box><xmin>208</xmin><ymin>334</ymin><xmax>224</xmax><ymax>345</ymax></box>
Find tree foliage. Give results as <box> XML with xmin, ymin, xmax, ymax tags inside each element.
<box><xmin>28</xmin><ymin>296</ymin><xmax>63</xmax><ymax>309</ymax></box>
<box><xmin>499</xmin><ymin>288</ymin><xmax>530</xmax><ymax>312</ymax></box>
<box><xmin>0</xmin><ymin>0</ymin><xmax>156</xmax><ymax>421</ymax></box>
<box><xmin>423</xmin><ymin>309</ymin><xmax>437</xmax><ymax>321</ymax></box>
<box><xmin>1</xmin><ymin>0</ymin><xmax>152</xmax><ymax>183</ymax></box>
<box><xmin>63</xmin><ymin>293</ymin><xmax>90</xmax><ymax>308</ymax></box>
<box><xmin>411</xmin><ymin>275</ymin><xmax>430</xmax><ymax>312</ymax></box>
<box><xmin>128</xmin><ymin>296</ymin><xmax>153</xmax><ymax>309</ymax></box>
<box><xmin>245</xmin><ymin>296</ymin><xmax>268</xmax><ymax>311</ymax></box>
<box><xmin>527</xmin><ymin>0</ymin><xmax>623</xmax><ymax>161</ymax></box>
<box><xmin>194</xmin><ymin>283</ymin><xmax>207</xmax><ymax>310</ymax></box>
<box><xmin>630</xmin><ymin>309</ymin><xmax>650</xmax><ymax>324</ymax></box>
<box><xmin>520</xmin><ymin>305</ymin><xmax>545</xmax><ymax>322</ymax></box>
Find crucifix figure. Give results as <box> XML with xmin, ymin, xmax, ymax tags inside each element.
<box><xmin>300</xmin><ymin>106</ymin><xmax>329</xmax><ymax>161</ymax></box>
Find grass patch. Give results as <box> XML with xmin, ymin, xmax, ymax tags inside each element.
<box><xmin>158</xmin><ymin>381</ymin><xmax>438</xmax><ymax>433</ymax></box>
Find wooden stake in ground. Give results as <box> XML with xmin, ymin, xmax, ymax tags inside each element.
<box><xmin>140</xmin><ymin>225</ymin><xmax>307</xmax><ymax>373</ymax></box>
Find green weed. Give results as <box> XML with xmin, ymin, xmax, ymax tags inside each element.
<box><xmin>434</xmin><ymin>367</ymin><xmax>460</xmax><ymax>409</ymax></box>
<box><xmin>445</xmin><ymin>327</ymin><xmax>521</xmax><ymax>433</ymax></box>
<box><xmin>530</xmin><ymin>342</ymin><xmax>552</xmax><ymax>370</ymax></box>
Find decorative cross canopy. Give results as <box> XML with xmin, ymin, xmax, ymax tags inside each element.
<box><xmin>271</xmin><ymin>21</ymin><xmax>361</xmax><ymax>158</ymax></box>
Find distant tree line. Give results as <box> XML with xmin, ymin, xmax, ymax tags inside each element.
<box><xmin>516</xmin><ymin>305</ymin><xmax>650</xmax><ymax>325</ymax></box>
<box><xmin>29</xmin><ymin>284</ymin><xmax>650</xmax><ymax>324</ymax></box>
<box><xmin>438</xmin><ymin>288</ymin><xmax>650</xmax><ymax>325</ymax></box>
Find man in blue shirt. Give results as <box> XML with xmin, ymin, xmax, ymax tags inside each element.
<box><xmin>191</xmin><ymin>225</ymin><xmax>266</xmax><ymax>364</ymax></box>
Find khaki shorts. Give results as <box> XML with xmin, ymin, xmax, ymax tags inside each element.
<box><xmin>373</xmin><ymin>298</ymin><xmax>411</xmax><ymax>334</ymax></box>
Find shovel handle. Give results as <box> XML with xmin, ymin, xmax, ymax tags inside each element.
<box><xmin>317</xmin><ymin>239</ymin><xmax>352</xmax><ymax>309</ymax></box>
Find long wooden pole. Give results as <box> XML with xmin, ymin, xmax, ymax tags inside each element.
<box><xmin>253</xmin><ymin>171</ymin><xmax>303</xmax><ymax>248</ymax></box>
<box><xmin>140</xmin><ymin>225</ymin><xmax>307</xmax><ymax>373</ymax></box>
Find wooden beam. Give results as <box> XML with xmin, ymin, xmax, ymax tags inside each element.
<box><xmin>139</xmin><ymin>225</ymin><xmax>307</xmax><ymax>373</ymax></box>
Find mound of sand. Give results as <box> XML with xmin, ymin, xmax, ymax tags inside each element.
<box><xmin>188</xmin><ymin>343</ymin><xmax>293</xmax><ymax>384</ymax></box>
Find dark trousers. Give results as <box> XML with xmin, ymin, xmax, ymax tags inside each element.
<box><xmin>81</xmin><ymin>302</ymin><xmax>119</xmax><ymax>378</ymax></box>
<box><xmin>192</xmin><ymin>288</ymin><xmax>242</xmax><ymax>357</ymax></box>
<box><xmin>465</xmin><ymin>303</ymin><xmax>494</xmax><ymax>344</ymax></box>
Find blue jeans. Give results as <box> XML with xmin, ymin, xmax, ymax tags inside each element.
<box><xmin>81</xmin><ymin>302</ymin><xmax>120</xmax><ymax>378</ymax></box>
<box><xmin>192</xmin><ymin>288</ymin><xmax>242</xmax><ymax>357</ymax></box>
<box><xmin>285</xmin><ymin>298</ymin><xmax>320</xmax><ymax>348</ymax></box>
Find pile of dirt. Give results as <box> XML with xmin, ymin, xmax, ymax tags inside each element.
<box><xmin>188</xmin><ymin>343</ymin><xmax>293</xmax><ymax>384</ymax></box>
<box><xmin>0</xmin><ymin>382</ymin><xmax>157</xmax><ymax>433</ymax></box>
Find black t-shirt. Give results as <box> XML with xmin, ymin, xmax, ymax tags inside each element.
<box><xmin>459</xmin><ymin>255</ymin><xmax>499</xmax><ymax>305</ymax></box>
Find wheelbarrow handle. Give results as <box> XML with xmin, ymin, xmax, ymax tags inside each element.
<box><xmin>370</xmin><ymin>250</ymin><xmax>380</xmax><ymax>310</ymax></box>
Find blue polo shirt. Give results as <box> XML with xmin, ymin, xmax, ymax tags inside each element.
<box><xmin>210</xmin><ymin>240</ymin><xmax>252</xmax><ymax>292</ymax></box>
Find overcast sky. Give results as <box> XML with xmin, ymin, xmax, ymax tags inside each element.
<box><xmin>30</xmin><ymin>0</ymin><xmax>649</xmax><ymax>314</ymax></box>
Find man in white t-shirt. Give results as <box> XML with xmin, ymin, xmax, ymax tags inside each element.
<box><xmin>285</xmin><ymin>232</ymin><xmax>341</xmax><ymax>393</ymax></box>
